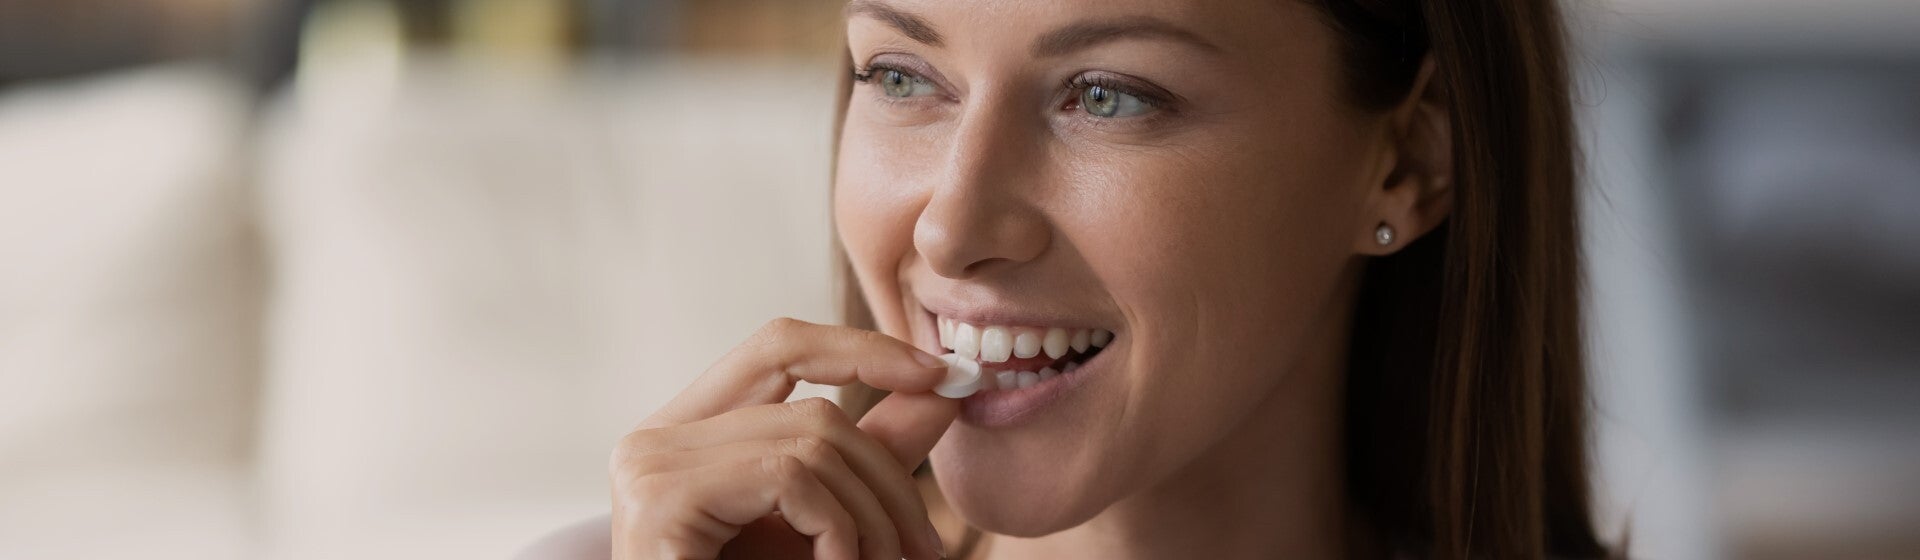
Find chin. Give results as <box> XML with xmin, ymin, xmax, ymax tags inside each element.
<box><xmin>927</xmin><ymin>443</ymin><xmax>1114</xmax><ymax>537</ymax></box>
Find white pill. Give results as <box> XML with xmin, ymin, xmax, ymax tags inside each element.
<box><xmin>933</xmin><ymin>353</ymin><xmax>983</xmax><ymax>399</ymax></box>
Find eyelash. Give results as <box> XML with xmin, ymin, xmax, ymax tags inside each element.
<box><xmin>1063</xmin><ymin>74</ymin><xmax>1168</xmax><ymax>112</ymax></box>
<box><xmin>851</xmin><ymin>63</ymin><xmax>1172</xmax><ymax>116</ymax></box>
<box><xmin>847</xmin><ymin>65</ymin><xmax>885</xmax><ymax>84</ymax></box>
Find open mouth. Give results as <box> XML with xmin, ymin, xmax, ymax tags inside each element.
<box><xmin>934</xmin><ymin>316</ymin><xmax>1113</xmax><ymax>392</ymax></box>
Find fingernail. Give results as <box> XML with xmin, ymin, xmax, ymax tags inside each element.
<box><xmin>914</xmin><ymin>350</ymin><xmax>948</xmax><ymax>369</ymax></box>
<box><xmin>925</xmin><ymin>523</ymin><xmax>947</xmax><ymax>558</ymax></box>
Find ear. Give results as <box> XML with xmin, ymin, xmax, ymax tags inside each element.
<box><xmin>1355</xmin><ymin>56</ymin><xmax>1453</xmax><ymax>256</ymax></box>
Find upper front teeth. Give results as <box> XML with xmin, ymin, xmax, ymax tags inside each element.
<box><xmin>1014</xmin><ymin>331</ymin><xmax>1041</xmax><ymax>359</ymax></box>
<box><xmin>951</xmin><ymin>322</ymin><xmax>980</xmax><ymax>359</ymax></box>
<box><xmin>936</xmin><ymin>316</ymin><xmax>1111</xmax><ymax>363</ymax></box>
<box><xmin>980</xmin><ymin>327</ymin><xmax>1013</xmax><ymax>362</ymax></box>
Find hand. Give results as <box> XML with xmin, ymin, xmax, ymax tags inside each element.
<box><xmin>610</xmin><ymin>318</ymin><xmax>960</xmax><ymax>560</ymax></box>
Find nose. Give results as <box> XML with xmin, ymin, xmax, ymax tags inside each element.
<box><xmin>914</xmin><ymin>96</ymin><xmax>1053</xmax><ymax>279</ymax></box>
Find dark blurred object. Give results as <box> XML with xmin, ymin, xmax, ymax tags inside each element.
<box><xmin>582</xmin><ymin>0</ymin><xmax>681</xmax><ymax>52</ymax></box>
<box><xmin>0</xmin><ymin>0</ymin><xmax>241</xmax><ymax>85</ymax></box>
<box><xmin>1658</xmin><ymin>54</ymin><xmax>1920</xmax><ymax>560</ymax></box>
<box><xmin>1665</xmin><ymin>56</ymin><xmax>1920</xmax><ymax>421</ymax></box>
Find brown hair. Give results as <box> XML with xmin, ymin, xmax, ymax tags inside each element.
<box><xmin>832</xmin><ymin>1</ymin><xmax>1610</xmax><ymax>558</ymax></box>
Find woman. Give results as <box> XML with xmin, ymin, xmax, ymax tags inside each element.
<box><xmin>527</xmin><ymin>0</ymin><xmax>1611</xmax><ymax>558</ymax></box>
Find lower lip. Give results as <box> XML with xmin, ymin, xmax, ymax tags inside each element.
<box><xmin>958</xmin><ymin>345</ymin><xmax>1110</xmax><ymax>428</ymax></box>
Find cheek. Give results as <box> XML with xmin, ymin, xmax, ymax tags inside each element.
<box><xmin>1079</xmin><ymin>127</ymin><xmax>1365</xmax><ymax>331</ymax></box>
<box><xmin>833</xmin><ymin>119</ymin><xmax>933</xmax><ymax>335</ymax></box>
<box><xmin>1070</xmin><ymin>110</ymin><xmax>1373</xmax><ymax>455</ymax></box>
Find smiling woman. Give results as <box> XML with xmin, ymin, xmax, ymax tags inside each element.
<box><xmin>525</xmin><ymin>1</ymin><xmax>1611</xmax><ymax>559</ymax></box>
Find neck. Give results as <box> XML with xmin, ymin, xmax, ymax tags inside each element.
<box><xmin>982</xmin><ymin>288</ymin><xmax>1357</xmax><ymax>559</ymax></box>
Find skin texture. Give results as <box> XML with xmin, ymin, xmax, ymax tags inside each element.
<box><xmin>835</xmin><ymin>0</ymin><xmax>1451</xmax><ymax>557</ymax></box>
<box><xmin>581</xmin><ymin>0</ymin><xmax>1455</xmax><ymax>558</ymax></box>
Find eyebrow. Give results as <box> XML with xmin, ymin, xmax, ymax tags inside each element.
<box><xmin>844</xmin><ymin>0</ymin><xmax>945</xmax><ymax>46</ymax></box>
<box><xmin>1032</xmin><ymin>16</ymin><xmax>1221</xmax><ymax>57</ymax></box>
<box><xmin>845</xmin><ymin>1</ymin><xmax>1218</xmax><ymax>57</ymax></box>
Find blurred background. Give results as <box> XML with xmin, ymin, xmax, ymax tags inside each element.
<box><xmin>0</xmin><ymin>0</ymin><xmax>1914</xmax><ymax>558</ymax></box>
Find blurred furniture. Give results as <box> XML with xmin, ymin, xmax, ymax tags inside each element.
<box><xmin>0</xmin><ymin>63</ymin><xmax>257</xmax><ymax>560</ymax></box>
<box><xmin>1581</xmin><ymin>1</ymin><xmax>1920</xmax><ymax>559</ymax></box>
<box><xmin>251</xmin><ymin>51</ymin><xmax>843</xmax><ymax>559</ymax></box>
<box><xmin>0</xmin><ymin>50</ymin><xmax>843</xmax><ymax>558</ymax></box>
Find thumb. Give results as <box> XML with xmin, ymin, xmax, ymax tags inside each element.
<box><xmin>856</xmin><ymin>391</ymin><xmax>961</xmax><ymax>470</ymax></box>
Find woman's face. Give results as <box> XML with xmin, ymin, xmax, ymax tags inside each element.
<box><xmin>835</xmin><ymin>0</ymin><xmax>1397</xmax><ymax>534</ymax></box>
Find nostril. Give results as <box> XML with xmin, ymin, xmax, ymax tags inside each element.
<box><xmin>913</xmin><ymin>189</ymin><xmax>1052</xmax><ymax>279</ymax></box>
<box><xmin>912</xmin><ymin>218</ymin><xmax>981</xmax><ymax>279</ymax></box>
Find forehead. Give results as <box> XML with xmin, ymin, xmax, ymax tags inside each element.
<box><xmin>845</xmin><ymin>0</ymin><xmax>1325</xmax><ymax>57</ymax></box>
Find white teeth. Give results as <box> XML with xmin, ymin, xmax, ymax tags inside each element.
<box><xmin>1063</xmin><ymin>361</ymin><xmax>1080</xmax><ymax>373</ymax></box>
<box><xmin>1013</xmin><ymin>331</ymin><xmax>1041</xmax><ymax>359</ymax></box>
<box><xmin>1043</xmin><ymin>328</ymin><xmax>1069</xmax><ymax>359</ymax></box>
<box><xmin>953</xmin><ymin>323</ymin><xmax>980</xmax><ymax>360</ymax></box>
<box><xmin>934</xmin><ymin>317</ymin><xmax>1107</xmax><ymax>375</ymax></box>
<box><xmin>1016</xmin><ymin>371</ymin><xmax>1039</xmax><ymax>388</ymax></box>
<box><xmin>980</xmin><ymin>326</ymin><xmax>1012</xmax><ymax>362</ymax></box>
<box><xmin>1038</xmin><ymin>366</ymin><xmax>1058</xmax><ymax>380</ymax></box>
<box><xmin>995</xmin><ymin>370</ymin><xmax>1017</xmax><ymax>391</ymax></box>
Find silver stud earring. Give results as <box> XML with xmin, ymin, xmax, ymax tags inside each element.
<box><xmin>1374</xmin><ymin>224</ymin><xmax>1395</xmax><ymax>246</ymax></box>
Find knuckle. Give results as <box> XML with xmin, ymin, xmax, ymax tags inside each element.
<box><xmin>608</xmin><ymin>451</ymin><xmax>633</xmax><ymax>482</ymax></box>
<box><xmin>609</xmin><ymin>449</ymin><xmax>640</xmax><ymax>481</ymax></box>
<box><xmin>618</xmin><ymin>427</ymin><xmax>665</xmax><ymax>453</ymax></box>
<box><xmin>617</xmin><ymin>471</ymin><xmax>675</xmax><ymax>506</ymax></box>
<box><xmin>610</xmin><ymin>429</ymin><xmax>666</xmax><ymax>473</ymax></box>
<box><xmin>786</xmin><ymin>397</ymin><xmax>847</xmax><ymax>428</ymax></box>
<box><xmin>783</xmin><ymin>436</ymin><xmax>833</xmax><ymax>465</ymax></box>
<box><xmin>763</xmin><ymin>455</ymin><xmax>810</xmax><ymax>485</ymax></box>
<box><xmin>614</xmin><ymin>452</ymin><xmax>667</xmax><ymax>480</ymax></box>
<box><xmin>752</xmin><ymin>317</ymin><xmax>804</xmax><ymax>342</ymax></box>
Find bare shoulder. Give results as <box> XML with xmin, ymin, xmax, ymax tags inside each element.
<box><xmin>514</xmin><ymin>513</ymin><xmax>611</xmax><ymax>560</ymax></box>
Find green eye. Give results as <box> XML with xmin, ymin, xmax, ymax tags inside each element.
<box><xmin>1080</xmin><ymin>85</ymin><xmax>1152</xmax><ymax>118</ymax></box>
<box><xmin>879</xmin><ymin>69</ymin><xmax>936</xmax><ymax>98</ymax></box>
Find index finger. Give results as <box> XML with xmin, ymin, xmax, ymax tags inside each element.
<box><xmin>857</xmin><ymin>391</ymin><xmax>961</xmax><ymax>471</ymax></box>
<box><xmin>641</xmin><ymin>318</ymin><xmax>949</xmax><ymax>428</ymax></box>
